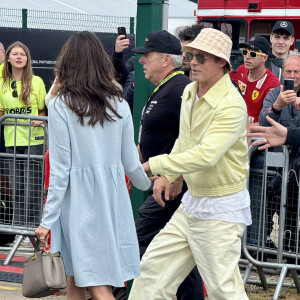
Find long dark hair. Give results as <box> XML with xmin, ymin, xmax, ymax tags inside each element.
<box><xmin>2</xmin><ymin>41</ymin><xmax>33</xmax><ymax>105</ymax></box>
<box><xmin>56</xmin><ymin>31</ymin><xmax>123</xmax><ymax>127</ymax></box>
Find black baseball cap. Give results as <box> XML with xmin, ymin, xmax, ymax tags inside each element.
<box><xmin>239</xmin><ymin>36</ymin><xmax>270</xmax><ymax>55</ymax></box>
<box><xmin>272</xmin><ymin>20</ymin><xmax>294</xmax><ymax>36</ymax></box>
<box><xmin>132</xmin><ymin>30</ymin><xmax>182</xmax><ymax>55</ymax></box>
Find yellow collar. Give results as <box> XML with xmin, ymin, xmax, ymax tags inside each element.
<box><xmin>186</xmin><ymin>74</ymin><xmax>232</xmax><ymax>108</ymax></box>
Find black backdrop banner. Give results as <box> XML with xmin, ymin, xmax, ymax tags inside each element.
<box><xmin>0</xmin><ymin>28</ymin><xmax>135</xmax><ymax>91</ymax></box>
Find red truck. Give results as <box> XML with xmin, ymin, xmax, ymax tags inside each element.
<box><xmin>196</xmin><ymin>0</ymin><xmax>300</xmax><ymax>73</ymax></box>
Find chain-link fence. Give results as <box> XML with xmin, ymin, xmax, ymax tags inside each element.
<box><xmin>0</xmin><ymin>8</ymin><xmax>134</xmax><ymax>33</ymax></box>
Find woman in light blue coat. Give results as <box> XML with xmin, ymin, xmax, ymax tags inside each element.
<box><xmin>35</xmin><ymin>31</ymin><xmax>151</xmax><ymax>300</ymax></box>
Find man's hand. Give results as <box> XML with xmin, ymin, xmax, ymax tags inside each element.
<box><xmin>273</xmin><ymin>85</ymin><xmax>297</xmax><ymax>111</ymax></box>
<box><xmin>248</xmin><ymin>116</ymin><xmax>287</xmax><ymax>150</ymax></box>
<box><xmin>115</xmin><ymin>35</ymin><xmax>130</xmax><ymax>53</ymax></box>
<box><xmin>169</xmin><ymin>175</ymin><xmax>183</xmax><ymax>200</ymax></box>
<box><xmin>152</xmin><ymin>176</ymin><xmax>170</xmax><ymax>207</ymax></box>
<box><xmin>292</xmin><ymin>97</ymin><xmax>300</xmax><ymax>111</ymax></box>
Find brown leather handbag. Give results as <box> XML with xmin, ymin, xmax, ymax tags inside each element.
<box><xmin>22</xmin><ymin>240</ymin><xmax>67</xmax><ymax>298</ymax></box>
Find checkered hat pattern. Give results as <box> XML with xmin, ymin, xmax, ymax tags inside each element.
<box><xmin>183</xmin><ymin>28</ymin><xmax>232</xmax><ymax>68</ymax></box>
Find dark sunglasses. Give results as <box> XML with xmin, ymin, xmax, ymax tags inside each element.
<box><xmin>186</xmin><ymin>52</ymin><xmax>209</xmax><ymax>64</ymax></box>
<box><xmin>241</xmin><ymin>49</ymin><xmax>267</xmax><ymax>58</ymax></box>
<box><xmin>11</xmin><ymin>81</ymin><xmax>18</xmax><ymax>98</ymax></box>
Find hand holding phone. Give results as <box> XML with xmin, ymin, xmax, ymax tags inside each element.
<box><xmin>274</xmin><ymin>78</ymin><xmax>297</xmax><ymax>110</ymax></box>
<box><xmin>283</xmin><ymin>79</ymin><xmax>294</xmax><ymax>91</ymax></box>
<box><xmin>117</xmin><ymin>27</ymin><xmax>127</xmax><ymax>39</ymax></box>
<box><xmin>115</xmin><ymin>27</ymin><xmax>129</xmax><ymax>53</ymax></box>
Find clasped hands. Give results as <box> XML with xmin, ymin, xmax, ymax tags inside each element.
<box><xmin>142</xmin><ymin>161</ymin><xmax>183</xmax><ymax>207</ymax></box>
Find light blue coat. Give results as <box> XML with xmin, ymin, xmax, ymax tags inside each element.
<box><xmin>42</xmin><ymin>97</ymin><xmax>150</xmax><ymax>287</ymax></box>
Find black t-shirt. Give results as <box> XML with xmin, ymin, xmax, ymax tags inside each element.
<box><xmin>140</xmin><ymin>73</ymin><xmax>191</xmax><ymax>162</ymax></box>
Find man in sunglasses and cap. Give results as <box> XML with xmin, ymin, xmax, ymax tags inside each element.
<box><xmin>131</xmin><ymin>30</ymin><xmax>205</xmax><ymax>300</ymax></box>
<box><xmin>236</xmin><ymin>36</ymin><xmax>280</xmax><ymax>125</ymax></box>
<box><xmin>129</xmin><ymin>28</ymin><xmax>251</xmax><ymax>300</ymax></box>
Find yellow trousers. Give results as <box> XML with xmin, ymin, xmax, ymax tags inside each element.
<box><xmin>129</xmin><ymin>205</ymin><xmax>248</xmax><ymax>300</ymax></box>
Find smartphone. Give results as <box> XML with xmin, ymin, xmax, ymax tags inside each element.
<box><xmin>117</xmin><ymin>27</ymin><xmax>127</xmax><ymax>39</ymax></box>
<box><xmin>283</xmin><ymin>79</ymin><xmax>294</xmax><ymax>91</ymax></box>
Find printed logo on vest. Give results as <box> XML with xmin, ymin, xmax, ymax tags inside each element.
<box><xmin>252</xmin><ymin>90</ymin><xmax>259</xmax><ymax>101</ymax></box>
<box><xmin>5</xmin><ymin>106</ymin><xmax>32</xmax><ymax>114</ymax></box>
<box><xmin>35</xmin><ymin>136</ymin><xmax>44</xmax><ymax>140</ymax></box>
<box><xmin>238</xmin><ymin>81</ymin><xmax>246</xmax><ymax>96</ymax></box>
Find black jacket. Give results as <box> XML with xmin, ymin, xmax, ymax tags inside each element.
<box><xmin>266</xmin><ymin>53</ymin><xmax>284</xmax><ymax>84</ymax></box>
<box><xmin>286</xmin><ymin>127</ymin><xmax>300</xmax><ymax>147</ymax></box>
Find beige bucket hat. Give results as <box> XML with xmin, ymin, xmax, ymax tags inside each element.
<box><xmin>183</xmin><ymin>28</ymin><xmax>232</xmax><ymax>70</ymax></box>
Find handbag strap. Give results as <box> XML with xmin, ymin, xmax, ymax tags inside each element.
<box><xmin>33</xmin><ymin>239</ymin><xmax>50</xmax><ymax>254</ymax></box>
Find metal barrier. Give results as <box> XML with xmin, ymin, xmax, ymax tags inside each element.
<box><xmin>0</xmin><ymin>114</ymin><xmax>48</xmax><ymax>265</ymax></box>
<box><xmin>242</xmin><ymin>144</ymin><xmax>300</xmax><ymax>299</ymax></box>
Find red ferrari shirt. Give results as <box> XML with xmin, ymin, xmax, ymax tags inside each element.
<box><xmin>235</xmin><ymin>65</ymin><xmax>280</xmax><ymax>122</ymax></box>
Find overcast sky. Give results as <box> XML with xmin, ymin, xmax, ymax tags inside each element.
<box><xmin>0</xmin><ymin>0</ymin><xmax>197</xmax><ymax>18</ymax></box>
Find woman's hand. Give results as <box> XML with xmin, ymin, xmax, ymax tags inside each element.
<box><xmin>32</xmin><ymin>120</ymin><xmax>44</xmax><ymax>127</ymax></box>
<box><xmin>51</xmin><ymin>78</ymin><xmax>62</xmax><ymax>97</ymax></box>
<box><xmin>142</xmin><ymin>161</ymin><xmax>152</xmax><ymax>177</ymax></box>
<box><xmin>32</xmin><ymin>108</ymin><xmax>46</xmax><ymax>127</ymax></box>
<box><xmin>35</xmin><ymin>225</ymin><xmax>50</xmax><ymax>243</ymax></box>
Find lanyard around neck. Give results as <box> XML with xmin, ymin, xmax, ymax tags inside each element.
<box><xmin>147</xmin><ymin>70</ymin><xmax>184</xmax><ymax>102</ymax></box>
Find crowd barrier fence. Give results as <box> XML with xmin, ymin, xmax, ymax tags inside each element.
<box><xmin>242</xmin><ymin>144</ymin><xmax>300</xmax><ymax>300</ymax></box>
<box><xmin>0</xmin><ymin>114</ymin><xmax>48</xmax><ymax>265</ymax></box>
<box><xmin>2</xmin><ymin>115</ymin><xmax>300</xmax><ymax>300</ymax></box>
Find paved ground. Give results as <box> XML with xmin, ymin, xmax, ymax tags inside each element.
<box><xmin>1</xmin><ymin>246</ymin><xmax>299</xmax><ymax>299</ymax></box>
<box><xmin>0</xmin><ymin>247</ymin><xmax>68</xmax><ymax>300</ymax></box>
<box><xmin>0</xmin><ymin>281</ymin><xmax>67</xmax><ymax>300</ymax></box>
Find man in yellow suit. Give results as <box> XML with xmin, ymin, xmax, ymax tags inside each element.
<box><xmin>129</xmin><ymin>28</ymin><xmax>251</xmax><ymax>300</ymax></box>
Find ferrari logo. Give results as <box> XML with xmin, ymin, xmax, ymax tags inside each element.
<box><xmin>252</xmin><ymin>90</ymin><xmax>259</xmax><ymax>100</ymax></box>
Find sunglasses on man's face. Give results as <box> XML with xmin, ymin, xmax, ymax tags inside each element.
<box><xmin>185</xmin><ymin>52</ymin><xmax>209</xmax><ymax>64</ymax></box>
<box><xmin>11</xmin><ymin>80</ymin><xmax>18</xmax><ymax>98</ymax></box>
<box><xmin>241</xmin><ymin>49</ymin><xmax>267</xmax><ymax>58</ymax></box>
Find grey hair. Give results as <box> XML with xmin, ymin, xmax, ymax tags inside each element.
<box><xmin>283</xmin><ymin>49</ymin><xmax>300</xmax><ymax>67</ymax></box>
<box><xmin>170</xmin><ymin>54</ymin><xmax>183</xmax><ymax>68</ymax></box>
<box><xmin>158</xmin><ymin>53</ymin><xmax>183</xmax><ymax>68</ymax></box>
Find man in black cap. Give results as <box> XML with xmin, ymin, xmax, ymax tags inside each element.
<box><xmin>235</xmin><ymin>36</ymin><xmax>280</xmax><ymax>125</ymax></box>
<box><xmin>267</xmin><ymin>20</ymin><xmax>295</xmax><ymax>83</ymax></box>
<box><xmin>132</xmin><ymin>30</ymin><xmax>205</xmax><ymax>300</ymax></box>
